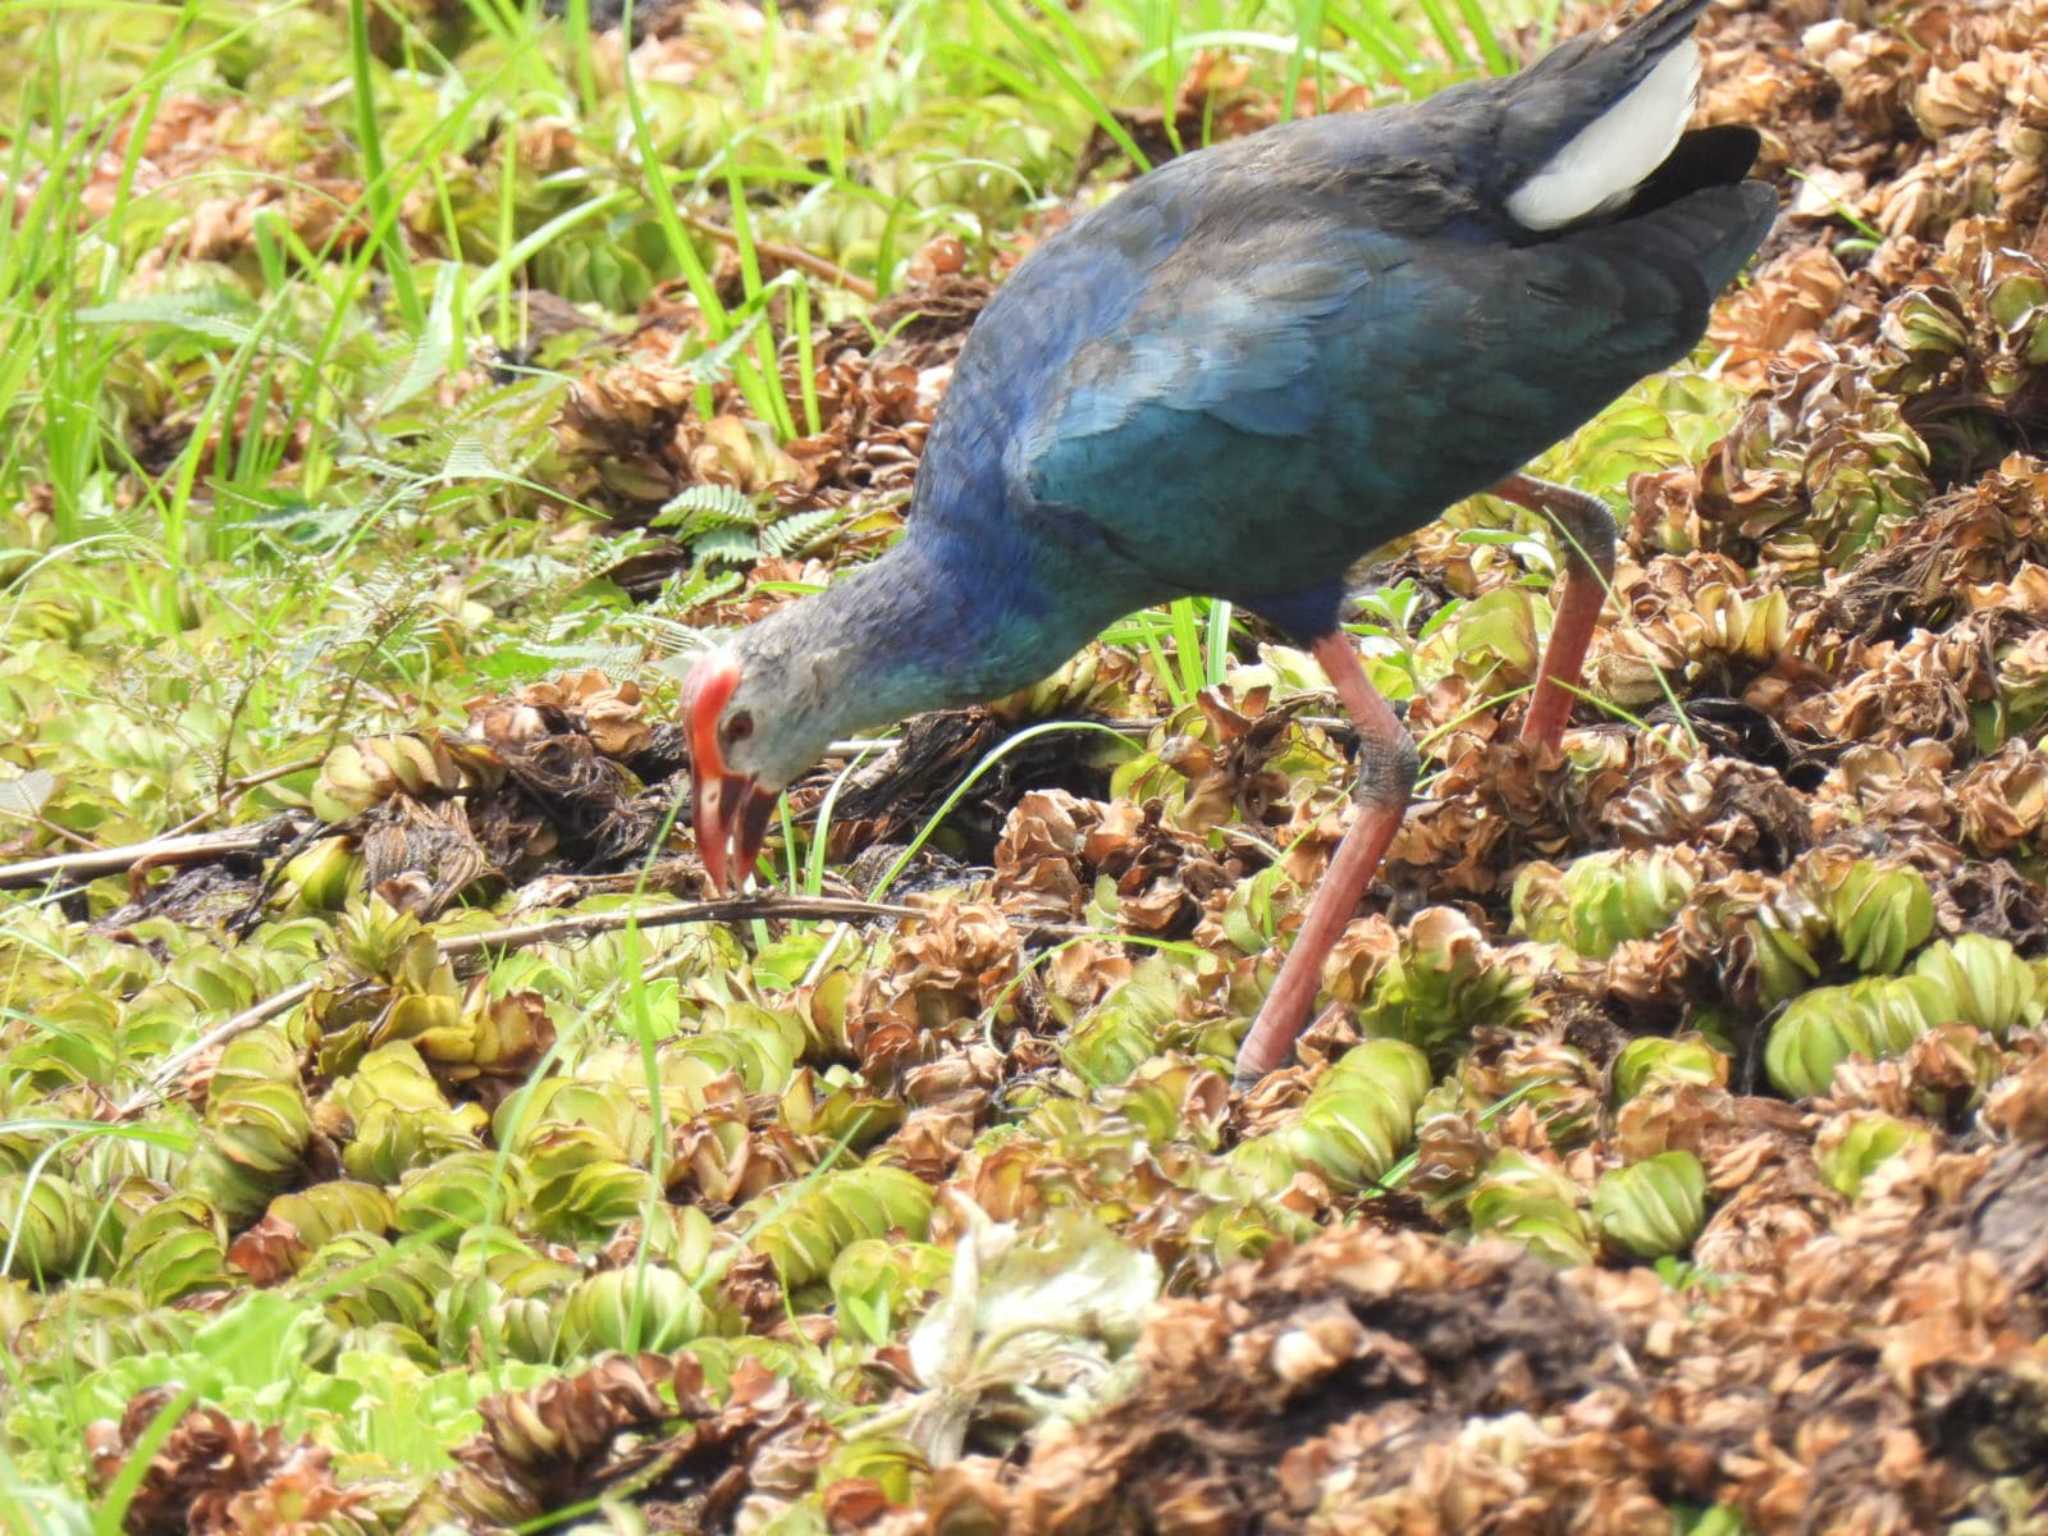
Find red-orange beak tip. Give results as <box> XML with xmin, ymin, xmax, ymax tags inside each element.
<box><xmin>685</xmin><ymin>650</ymin><xmax>774</xmax><ymax>894</ymax></box>
<box><xmin>692</xmin><ymin>772</ymin><xmax>776</xmax><ymax>894</ymax></box>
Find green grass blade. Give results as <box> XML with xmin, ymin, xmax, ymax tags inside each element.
<box><xmin>345</xmin><ymin>0</ymin><xmax>424</xmax><ymax>330</ymax></box>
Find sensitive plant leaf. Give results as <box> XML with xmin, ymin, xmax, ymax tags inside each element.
<box><xmin>762</xmin><ymin>504</ymin><xmax>851</xmax><ymax>558</ymax></box>
<box><xmin>692</xmin><ymin>525</ymin><xmax>761</xmax><ymax>566</ymax></box>
<box><xmin>379</xmin><ymin>263</ymin><xmax>466</xmax><ymax>415</ymax></box>
<box><xmin>77</xmin><ymin>288</ymin><xmax>311</xmax><ymax>365</ymax></box>
<box><xmin>439</xmin><ymin>430</ymin><xmax>534</xmax><ymax>483</ymax></box>
<box><xmin>685</xmin><ymin>275</ymin><xmax>800</xmax><ymax>389</ymax></box>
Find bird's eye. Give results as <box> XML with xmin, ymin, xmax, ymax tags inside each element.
<box><xmin>724</xmin><ymin>709</ymin><xmax>755</xmax><ymax>745</ymax></box>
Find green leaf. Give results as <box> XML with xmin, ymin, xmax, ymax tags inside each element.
<box><xmin>653</xmin><ymin>483</ymin><xmax>758</xmax><ymax>535</ymax></box>
<box><xmin>378</xmin><ymin>263</ymin><xmax>465</xmax><ymax>414</ymax></box>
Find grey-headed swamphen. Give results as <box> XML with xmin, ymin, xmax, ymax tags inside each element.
<box><xmin>685</xmin><ymin>0</ymin><xmax>1777</xmax><ymax>1085</ymax></box>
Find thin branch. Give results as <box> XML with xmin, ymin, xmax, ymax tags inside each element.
<box><xmin>211</xmin><ymin>668</ymin><xmax>263</xmax><ymax>809</ymax></box>
<box><xmin>116</xmin><ymin>893</ymin><xmax>1099</xmax><ymax>1119</ymax></box>
<box><xmin>164</xmin><ymin>754</ymin><xmax>328</xmax><ymax>840</ymax></box>
<box><xmin>117</xmin><ymin>978</ymin><xmax>325</xmax><ymax>1118</ymax></box>
<box><xmin>0</xmin><ymin>825</ymin><xmax>290</xmax><ymax>891</ymax></box>
<box><xmin>437</xmin><ymin>893</ymin><xmax>924</xmax><ymax>957</ymax></box>
<box><xmin>681</xmin><ymin>211</ymin><xmax>879</xmax><ymax>302</ymax></box>
<box><xmin>26</xmin><ymin>814</ymin><xmax>98</xmax><ymax>853</ymax></box>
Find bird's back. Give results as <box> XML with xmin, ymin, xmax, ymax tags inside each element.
<box><xmin>909</xmin><ymin>0</ymin><xmax>1776</xmax><ymax>641</ymax></box>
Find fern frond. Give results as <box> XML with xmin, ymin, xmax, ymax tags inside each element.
<box><xmin>760</xmin><ymin>505</ymin><xmax>848</xmax><ymax>558</ymax></box>
<box><xmin>653</xmin><ymin>483</ymin><xmax>757</xmax><ymax>536</ymax></box>
<box><xmin>693</xmin><ymin>526</ymin><xmax>761</xmax><ymax>565</ymax></box>
<box><xmin>665</xmin><ymin>565</ymin><xmax>745</xmax><ymax>611</ymax></box>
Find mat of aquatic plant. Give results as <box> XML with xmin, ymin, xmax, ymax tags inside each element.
<box><xmin>4</xmin><ymin>0</ymin><xmax>2048</xmax><ymax>1530</ymax></box>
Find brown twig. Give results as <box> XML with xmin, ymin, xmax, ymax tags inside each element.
<box><xmin>436</xmin><ymin>893</ymin><xmax>925</xmax><ymax>958</ymax></box>
<box><xmin>0</xmin><ymin>825</ymin><xmax>295</xmax><ymax>892</ymax></box>
<box><xmin>117</xmin><ymin>978</ymin><xmax>327</xmax><ymax>1118</ymax></box>
<box><xmin>680</xmin><ymin>211</ymin><xmax>879</xmax><ymax>302</ymax></box>
<box><xmin>164</xmin><ymin>754</ymin><xmax>328</xmax><ymax>840</ymax></box>
<box><xmin>26</xmin><ymin>814</ymin><xmax>98</xmax><ymax>853</ymax></box>
<box><xmin>115</xmin><ymin>893</ymin><xmax>1098</xmax><ymax>1119</ymax></box>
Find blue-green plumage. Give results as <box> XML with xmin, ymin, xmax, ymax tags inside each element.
<box><xmin>927</xmin><ymin>129</ymin><xmax>1772</xmax><ymax>652</ymax></box>
<box><xmin>693</xmin><ymin>0</ymin><xmax>1776</xmax><ymax>794</ymax></box>
<box><xmin>687</xmin><ymin>0</ymin><xmax>1779</xmax><ymax>1087</ymax></box>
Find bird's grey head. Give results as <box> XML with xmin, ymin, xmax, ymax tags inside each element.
<box><xmin>682</xmin><ymin>608</ymin><xmax>852</xmax><ymax>892</ymax></box>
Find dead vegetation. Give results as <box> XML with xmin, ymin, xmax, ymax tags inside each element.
<box><xmin>11</xmin><ymin>0</ymin><xmax>2048</xmax><ymax>1531</ymax></box>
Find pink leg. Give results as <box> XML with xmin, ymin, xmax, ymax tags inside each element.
<box><xmin>1233</xmin><ymin>631</ymin><xmax>1416</xmax><ymax>1087</ymax></box>
<box><xmin>1231</xmin><ymin>475</ymin><xmax>1615</xmax><ymax>1086</ymax></box>
<box><xmin>1492</xmin><ymin>474</ymin><xmax>1616</xmax><ymax>752</ymax></box>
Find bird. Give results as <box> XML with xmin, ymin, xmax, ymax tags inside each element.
<box><xmin>684</xmin><ymin>0</ymin><xmax>1776</xmax><ymax>1087</ymax></box>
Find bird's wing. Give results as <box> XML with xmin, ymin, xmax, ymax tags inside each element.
<box><xmin>1015</xmin><ymin>0</ymin><xmax>1726</xmax><ymax>477</ymax></box>
<box><xmin>1004</xmin><ymin>136</ymin><xmax>1768</xmax><ymax>607</ymax></box>
<box><xmin>1005</xmin><ymin>183</ymin><xmax>1446</xmax><ymax>606</ymax></box>
<box><xmin>925</xmin><ymin>0</ymin><xmax>1768</xmax><ymax>618</ymax></box>
<box><xmin>1028</xmin><ymin>217</ymin><xmax>1394</xmax><ymax>449</ymax></box>
<box><xmin>905</xmin><ymin>147</ymin><xmax>1404</xmax><ymax>550</ymax></box>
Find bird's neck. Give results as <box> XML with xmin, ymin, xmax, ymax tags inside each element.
<box><xmin>758</xmin><ymin>514</ymin><xmax>1124</xmax><ymax>749</ymax></box>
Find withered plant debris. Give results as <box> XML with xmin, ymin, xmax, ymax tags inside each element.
<box><xmin>417</xmin><ymin>1353</ymin><xmax>831</xmax><ymax>1530</ymax></box>
<box><xmin>21</xmin><ymin>0</ymin><xmax>2048</xmax><ymax>1532</ymax></box>
<box><xmin>87</xmin><ymin>1390</ymin><xmax>377</xmax><ymax>1536</ymax></box>
<box><xmin>898</xmin><ymin>1133</ymin><xmax>2048</xmax><ymax>1536</ymax></box>
<box><xmin>288</xmin><ymin>669</ymin><xmax>687</xmax><ymax>916</ymax></box>
<box><xmin>797</xmin><ymin>707</ymin><xmax>1119</xmax><ymax>870</ymax></box>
